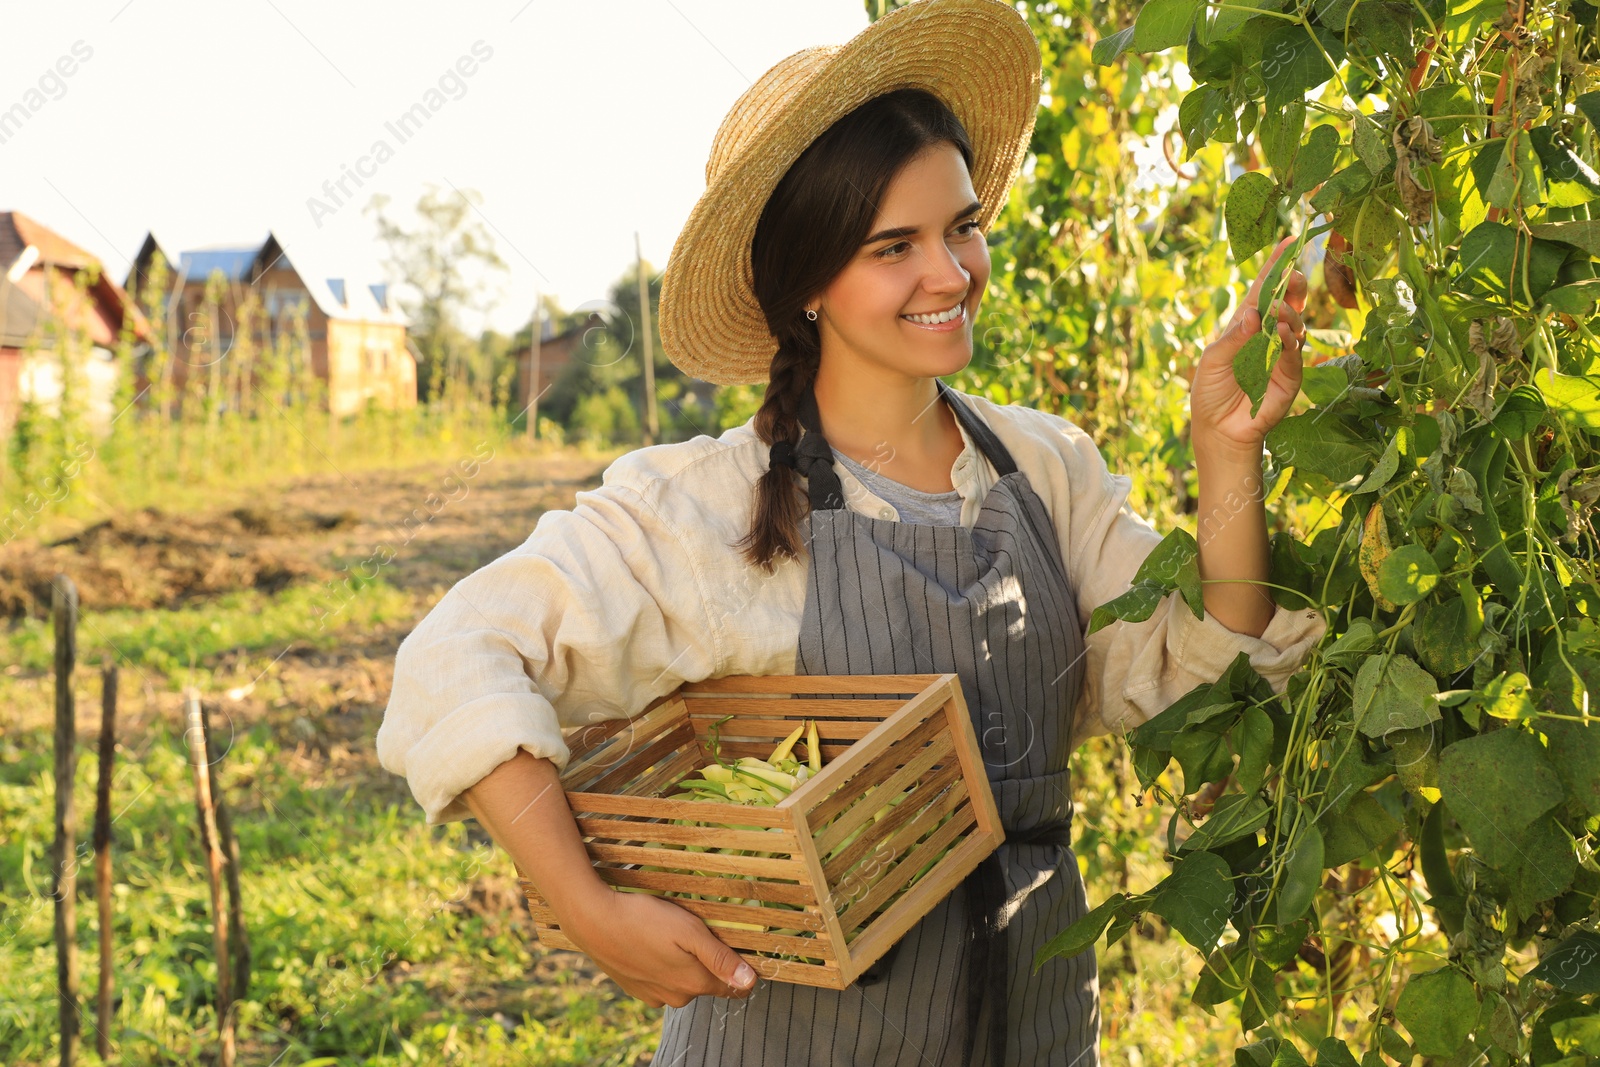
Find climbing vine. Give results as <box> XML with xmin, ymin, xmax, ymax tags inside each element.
<box><xmin>1038</xmin><ymin>0</ymin><xmax>1600</xmax><ymax>1061</ymax></box>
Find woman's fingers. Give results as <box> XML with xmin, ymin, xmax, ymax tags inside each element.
<box><xmin>1243</xmin><ymin>236</ymin><xmax>1298</xmax><ymax>308</ymax></box>
<box><xmin>1285</xmin><ymin>265</ymin><xmax>1309</xmax><ymax>313</ymax></box>
<box><xmin>1265</xmin><ymin>298</ymin><xmax>1305</xmax><ymax>340</ymax></box>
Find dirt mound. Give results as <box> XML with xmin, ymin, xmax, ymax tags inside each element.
<box><xmin>0</xmin><ymin>506</ymin><xmax>352</xmax><ymax>620</ymax></box>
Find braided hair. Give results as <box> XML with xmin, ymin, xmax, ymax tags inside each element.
<box><xmin>732</xmin><ymin>87</ymin><xmax>975</xmax><ymax>572</ymax></box>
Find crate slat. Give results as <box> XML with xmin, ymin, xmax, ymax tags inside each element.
<box><xmin>578</xmin><ymin>721</ymin><xmax>698</xmax><ymax>796</ymax></box>
<box><xmin>813</xmin><ymin>726</ymin><xmax>955</xmax><ymax>856</ymax></box>
<box><xmin>564</xmin><ymin>697</ymin><xmax>687</xmax><ymax>771</ymax></box>
<box><xmin>564</xmin><ymin>791</ymin><xmax>794</xmax><ymax>827</ymax></box>
<box><xmin>574</xmin><ymin>816</ymin><xmax>801</xmax><ymax>853</ymax></box>
<box><xmin>832</xmin><ymin>789</ymin><xmax>975</xmax><ymax>923</ymax></box>
<box><xmin>802</xmin><ymin>710</ymin><xmax>951</xmax><ymax>829</ymax></box>
<box><xmin>685</xmin><ymin>698</ymin><xmax>911</xmax><ymax>719</ymax></box>
<box><xmin>586</xmin><ymin>841</ymin><xmax>808</xmax><ymax>880</ymax></box>
<box><xmin>817</xmin><ymin>761</ymin><xmax>964</xmax><ymax>882</ymax></box>
<box><xmin>836</xmin><ymin>800</ymin><xmax>975</xmax><ymax>937</ymax></box>
<box><xmin>582</xmin><ymin>867</ymin><xmax>816</xmax><ymax>905</ymax></box>
<box><xmin>681</xmin><ymin>673</ymin><xmax>952</xmax><ymax>695</ymax></box>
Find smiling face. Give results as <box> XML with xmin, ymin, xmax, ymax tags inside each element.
<box><xmin>808</xmin><ymin>141</ymin><xmax>990</xmax><ymax>384</ymax></box>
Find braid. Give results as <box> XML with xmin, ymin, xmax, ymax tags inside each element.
<box><xmin>735</xmin><ymin>332</ymin><xmax>819</xmax><ymax>572</ymax></box>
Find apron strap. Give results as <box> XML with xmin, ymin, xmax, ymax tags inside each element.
<box><xmin>795</xmin><ymin>379</ymin><xmax>1018</xmax><ymax>512</ymax></box>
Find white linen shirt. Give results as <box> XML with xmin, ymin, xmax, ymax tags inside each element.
<box><xmin>376</xmin><ymin>389</ymin><xmax>1327</xmax><ymax>824</ymax></box>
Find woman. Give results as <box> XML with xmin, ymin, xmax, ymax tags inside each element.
<box><xmin>376</xmin><ymin>1</ymin><xmax>1326</xmax><ymax>1063</ymax></box>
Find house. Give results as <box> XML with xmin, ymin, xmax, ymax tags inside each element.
<box><xmin>509</xmin><ymin>310</ymin><xmax>607</xmax><ymax>413</ymax></box>
<box><xmin>0</xmin><ymin>210</ymin><xmax>150</xmax><ymax>438</ymax></box>
<box><xmin>125</xmin><ymin>229</ymin><xmax>415</xmax><ymax>418</ymax></box>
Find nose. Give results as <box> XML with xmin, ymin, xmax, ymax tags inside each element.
<box><xmin>922</xmin><ymin>240</ymin><xmax>969</xmax><ymax>298</ymax></box>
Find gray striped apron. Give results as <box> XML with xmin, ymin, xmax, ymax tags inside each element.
<box><xmin>655</xmin><ymin>380</ymin><xmax>1100</xmax><ymax>1066</ymax></box>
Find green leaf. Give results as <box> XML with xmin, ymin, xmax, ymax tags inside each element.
<box><xmin>1458</xmin><ymin>220</ymin><xmax>1517</xmax><ymax>295</ymax></box>
<box><xmin>1179</xmin><ymin>86</ymin><xmax>1235</xmax><ymax>155</ymax></box>
<box><xmin>1232</xmin><ymin>332</ymin><xmax>1278</xmax><ymax>419</ymax></box>
<box><xmin>1183</xmin><ymin>793</ymin><xmax>1271</xmax><ymax>851</ymax></box>
<box><xmin>1313</xmin><ymin>1037</ymin><xmax>1363</xmax><ymax>1067</ymax></box>
<box><xmin>1353</xmin><ymin>113</ymin><xmax>1395</xmax><ymax>175</ymax></box>
<box><xmin>1227</xmin><ymin>171</ymin><xmax>1281</xmax><ymax>260</ymax></box>
<box><xmin>1540</xmin><ymin>715</ymin><xmax>1600</xmax><ymax>817</ymax></box>
<box><xmin>1470</xmin><ymin>138</ymin><xmax>1506</xmax><ymax>200</ymax></box>
<box><xmin>1277</xmin><ymin>821</ymin><xmax>1324</xmax><ymax>921</ymax></box>
<box><xmin>1235</xmin><ymin>706</ymin><xmax>1275</xmax><ymax>795</ymax></box>
<box><xmin>1352</xmin><ymin>653</ymin><xmax>1440</xmax><ymax>739</ymax></box>
<box><xmin>1134</xmin><ymin>527</ymin><xmax>1201</xmax><ymax>587</ymax></box>
<box><xmin>1528</xmin><ymin>930</ymin><xmax>1600</xmax><ymax>994</ymax></box>
<box><xmin>1309</xmin><ymin>163</ymin><xmax>1372</xmax><ymax>213</ymax></box>
<box><xmin>1438</xmin><ymin>727</ymin><xmax>1566</xmax><ymax>868</ymax></box>
<box><xmin>1321</xmin><ymin>790</ymin><xmax>1401</xmax><ymax>865</ymax></box>
<box><xmin>1033</xmin><ymin>891</ymin><xmax>1136</xmax><ymax>969</ymax></box>
<box><xmin>1258</xmin><ymin>100</ymin><xmax>1307</xmax><ymax>176</ymax></box>
<box><xmin>1352</xmin><ymin>1</ymin><xmax>1414</xmax><ymax>58</ymax></box>
<box><xmin>1172</xmin><ymin>727</ymin><xmax>1234</xmax><ymax>789</ymax></box>
<box><xmin>1148</xmin><ymin>850</ymin><xmax>1235</xmax><ymax>953</ymax></box>
<box><xmin>1530</xmin><ymin>219</ymin><xmax>1600</xmax><ymax>258</ymax></box>
<box><xmin>1394</xmin><ymin>967</ymin><xmax>1478</xmax><ymax>1056</ymax></box>
<box><xmin>1204</xmin><ymin>0</ymin><xmax>1287</xmax><ymax>42</ymax></box>
<box><xmin>1134</xmin><ymin>0</ymin><xmax>1203</xmax><ymax>52</ymax></box>
<box><xmin>1493</xmin><ymin>383</ymin><xmax>1547</xmax><ymax>439</ymax></box>
<box><xmin>1542</xmin><ymin>278</ymin><xmax>1600</xmax><ymax>316</ymax></box>
<box><xmin>1532</xmin><ymin>369</ymin><xmax>1600</xmax><ymax>434</ymax></box>
<box><xmin>1261</xmin><ymin>25</ymin><xmax>1344</xmax><ymax>111</ymax></box>
<box><xmin>1252</xmin><ymin>918</ymin><xmax>1311</xmax><ymax>967</ymax></box>
<box><xmin>1350</xmin><ymin>430</ymin><xmax>1402</xmax><ymax>494</ymax></box>
<box><xmin>1092</xmin><ymin>25</ymin><xmax>1138</xmax><ymax>65</ymax></box>
<box><xmin>1531</xmin><ymin>126</ymin><xmax>1600</xmax><ymax>206</ymax></box>
<box><xmin>1412</xmin><ymin>597</ymin><xmax>1477</xmax><ymax>677</ymax></box>
<box><xmin>1266</xmin><ymin>413</ymin><xmax>1382</xmax><ymax>484</ymax></box>
<box><xmin>1416</xmin><ymin>83</ymin><xmax>1475</xmax><ymax>139</ymax></box>
<box><xmin>1576</xmin><ymin>90</ymin><xmax>1600</xmax><ymax>134</ymax></box>
<box><xmin>1504</xmin><ymin>812</ymin><xmax>1578</xmax><ymax>922</ymax></box>
<box><xmin>1290</xmin><ymin>124</ymin><xmax>1341</xmax><ymax>197</ymax></box>
<box><xmin>1377</xmin><ymin>545</ymin><xmax>1441</xmax><ymax>605</ymax></box>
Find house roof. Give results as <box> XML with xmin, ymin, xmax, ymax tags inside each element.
<box><xmin>0</xmin><ymin>211</ymin><xmax>100</xmax><ymax>275</ymax></box>
<box><xmin>157</xmin><ymin>231</ymin><xmax>407</xmax><ymax>328</ymax></box>
<box><xmin>178</xmin><ymin>245</ymin><xmax>261</xmax><ymax>285</ymax></box>
<box><xmin>0</xmin><ymin>211</ymin><xmax>150</xmax><ymax>345</ymax></box>
<box><xmin>252</xmin><ymin>232</ymin><xmax>405</xmax><ymax>327</ymax></box>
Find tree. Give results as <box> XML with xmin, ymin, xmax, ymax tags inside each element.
<box><xmin>366</xmin><ymin>184</ymin><xmax>508</xmax><ymax>402</ymax></box>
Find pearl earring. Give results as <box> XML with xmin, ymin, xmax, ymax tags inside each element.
<box><xmin>805</xmin><ymin>308</ymin><xmax>818</xmax><ymax>321</ymax></box>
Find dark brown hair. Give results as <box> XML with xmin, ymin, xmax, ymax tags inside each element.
<box><xmin>734</xmin><ymin>87</ymin><xmax>976</xmax><ymax>573</ymax></box>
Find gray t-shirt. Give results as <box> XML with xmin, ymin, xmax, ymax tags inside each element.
<box><xmin>832</xmin><ymin>447</ymin><xmax>965</xmax><ymax>526</ymax></box>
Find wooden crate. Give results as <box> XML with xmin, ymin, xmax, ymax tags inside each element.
<box><xmin>515</xmin><ymin>672</ymin><xmax>1004</xmax><ymax>989</ymax></box>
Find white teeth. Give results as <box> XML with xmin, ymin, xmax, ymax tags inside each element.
<box><xmin>903</xmin><ymin>303</ymin><xmax>964</xmax><ymax>325</ymax></box>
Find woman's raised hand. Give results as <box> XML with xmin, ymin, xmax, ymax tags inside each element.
<box><xmin>1188</xmin><ymin>235</ymin><xmax>1309</xmax><ymax>461</ymax></box>
<box><xmin>565</xmin><ymin>887</ymin><xmax>760</xmax><ymax>1008</ymax></box>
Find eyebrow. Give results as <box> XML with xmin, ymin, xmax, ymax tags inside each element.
<box><xmin>862</xmin><ymin>199</ymin><xmax>983</xmax><ymax>246</ymax></box>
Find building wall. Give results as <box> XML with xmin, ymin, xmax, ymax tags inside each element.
<box><xmin>326</xmin><ymin>319</ymin><xmax>414</xmax><ymax>416</ymax></box>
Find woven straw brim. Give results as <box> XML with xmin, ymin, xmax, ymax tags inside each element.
<box><xmin>658</xmin><ymin>0</ymin><xmax>1041</xmax><ymax>387</ymax></box>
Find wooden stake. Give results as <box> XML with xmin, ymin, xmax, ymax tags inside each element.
<box><xmin>183</xmin><ymin>689</ymin><xmax>234</xmax><ymax>1067</ymax></box>
<box><xmin>52</xmin><ymin>574</ymin><xmax>79</xmax><ymax>1067</ymax></box>
<box><xmin>201</xmin><ymin>701</ymin><xmax>250</xmax><ymax>1000</ymax></box>
<box><xmin>94</xmin><ymin>665</ymin><xmax>117</xmax><ymax>1062</ymax></box>
<box><xmin>526</xmin><ymin>292</ymin><xmax>541</xmax><ymax>441</ymax></box>
<box><xmin>635</xmin><ymin>232</ymin><xmax>658</xmax><ymax>445</ymax></box>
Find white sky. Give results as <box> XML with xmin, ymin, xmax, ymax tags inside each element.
<box><xmin>0</xmin><ymin>1</ymin><xmax>869</xmax><ymax>334</ymax></box>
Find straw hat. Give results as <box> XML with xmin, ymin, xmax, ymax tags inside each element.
<box><xmin>657</xmin><ymin>0</ymin><xmax>1042</xmax><ymax>386</ymax></box>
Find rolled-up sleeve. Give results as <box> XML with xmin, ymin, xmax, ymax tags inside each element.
<box><xmin>376</xmin><ymin>470</ymin><xmax>718</xmax><ymax>824</ymax></box>
<box><xmin>1022</xmin><ymin>409</ymin><xmax>1326</xmax><ymax>745</ymax></box>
